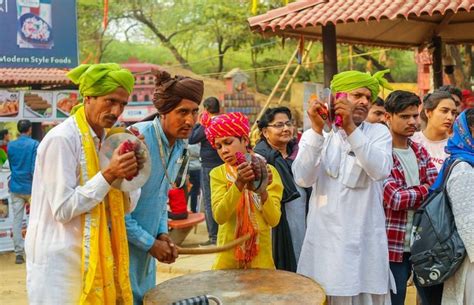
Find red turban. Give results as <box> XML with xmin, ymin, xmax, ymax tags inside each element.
<box><xmin>203</xmin><ymin>112</ymin><xmax>250</xmax><ymax>149</ymax></box>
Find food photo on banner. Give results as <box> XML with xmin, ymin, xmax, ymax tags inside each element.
<box><xmin>17</xmin><ymin>0</ymin><xmax>53</xmax><ymax>50</ymax></box>
<box><xmin>0</xmin><ymin>91</ymin><xmax>20</xmax><ymax>119</ymax></box>
<box><xmin>0</xmin><ymin>0</ymin><xmax>78</xmax><ymax>68</ymax></box>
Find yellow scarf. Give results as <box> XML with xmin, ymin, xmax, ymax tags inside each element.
<box><xmin>74</xmin><ymin>106</ymin><xmax>133</xmax><ymax>305</ymax></box>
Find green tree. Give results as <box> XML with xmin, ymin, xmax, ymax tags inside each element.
<box><xmin>124</xmin><ymin>0</ymin><xmax>198</xmax><ymax>68</ymax></box>
<box><xmin>193</xmin><ymin>1</ymin><xmax>253</xmax><ymax>73</ymax></box>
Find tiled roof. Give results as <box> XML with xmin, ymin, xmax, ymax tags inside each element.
<box><xmin>0</xmin><ymin>68</ymin><xmax>72</xmax><ymax>86</ymax></box>
<box><xmin>248</xmin><ymin>0</ymin><xmax>474</xmax><ymax>47</ymax></box>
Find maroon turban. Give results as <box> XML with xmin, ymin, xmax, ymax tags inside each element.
<box><xmin>153</xmin><ymin>70</ymin><xmax>204</xmax><ymax>114</ymax></box>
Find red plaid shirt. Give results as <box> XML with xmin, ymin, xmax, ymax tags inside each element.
<box><xmin>383</xmin><ymin>140</ymin><xmax>438</xmax><ymax>262</ymax></box>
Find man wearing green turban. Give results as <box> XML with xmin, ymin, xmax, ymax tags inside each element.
<box><xmin>330</xmin><ymin>69</ymin><xmax>392</xmax><ymax>103</ymax></box>
<box><xmin>26</xmin><ymin>63</ymin><xmax>141</xmax><ymax>305</ymax></box>
<box><xmin>68</xmin><ymin>63</ymin><xmax>135</xmax><ymax>97</ymax></box>
<box><xmin>294</xmin><ymin>70</ymin><xmax>394</xmax><ymax>305</ymax></box>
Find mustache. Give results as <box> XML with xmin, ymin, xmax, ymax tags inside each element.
<box><xmin>104</xmin><ymin>115</ymin><xmax>118</xmax><ymax>121</ymax></box>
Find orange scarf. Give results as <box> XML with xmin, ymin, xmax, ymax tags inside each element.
<box><xmin>225</xmin><ymin>164</ymin><xmax>259</xmax><ymax>268</ymax></box>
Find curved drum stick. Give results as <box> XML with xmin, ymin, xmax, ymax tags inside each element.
<box><xmin>177</xmin><ymin>234</ymin><xmax>251</xmax><ymax>255</ymax></box>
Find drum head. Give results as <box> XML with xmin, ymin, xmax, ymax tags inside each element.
<box><xmin>144</xmin><ymin>269</ymin><xmax>326</xmax><ymax>305</ymax></box>
<box><xmin>99</xmin><ymin>133</ymin><xmax>151</xmax><ymax>192</ymax></box>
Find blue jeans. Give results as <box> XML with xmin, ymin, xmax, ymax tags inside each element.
<box><xmin>390</xmin><ymin>252</ymin><xmax>413</xmax><ymax>305</ymax></box>
<box><xmin>201</xmin><ymin>166</ymin><xmax>217</xmax><ymax>242</ymax></box>
<box><xmin>417</xmin><ymin>282</ymin><xmax>443</xmax><ymax>305</ymax></box>
<box><xmin>188</xmin><ymin>169</ymin><xmax>201</xmax><ymax>213</ymax></box>
<box><xmin>390</xmin><ymin>252</ymin><xmax>442</xmax><ymax>305</ymax></box>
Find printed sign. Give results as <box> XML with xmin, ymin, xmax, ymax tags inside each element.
<box><xmin>0</xmin><ymin>91</ymin><xmax>20</xmax><ymax>119</ymax></box>
<box><xmin>119</xmin><ymin>103</ymin><xmax>157</xmax><ymax>122</ymax></box>
<box><xmin>0</xmin><ymin>0</ymin><xmax>78</xmax><ymax>68</ymax></box>
<box><xmin>55</xmin><ymin>90</ymin><xmax>79</xmax><ymax>119</ymax></box>
<box><xmin>0</xmin><ymin>89</ymin><xmax>80</xmax><ymax>122</ymax></box>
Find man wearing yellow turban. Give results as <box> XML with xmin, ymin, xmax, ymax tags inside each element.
<box><xmin>25</xmin><ymin>63</ymin><xmax>140</xmax><ymax>305</ymax></box>
<box><xmin>294</xmin><ymin>70</ymin><xmax>394</xmax><ymax>305</ymax></box>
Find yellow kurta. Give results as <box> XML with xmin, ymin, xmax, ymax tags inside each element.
<box><xmin>210</xmin><ymin>164</ymin><xmax>283</xmax><ymax>269</ymax></box>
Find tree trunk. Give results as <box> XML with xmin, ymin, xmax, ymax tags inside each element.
<box><xmin>352</xmin><ymin>46</ymin><xmax>395</xmax><ymax>82</ymax></box>
<box><xmin>450</xmin><ymin>45</ymin><xmax>465</xmax><ymax>88</ymax></box>
<box><xmin>218</xmin><ymin>52</ymin><xmax>224</xmax><ymax>73</ymax></box>
<box><xmin>217</xmin><ymin>37</ymin><xmax>224</xmax><ymax>73</ymax></box>
<box><xmin>251</xmin><ymin>49</ymin><xmax>260</xmax><ymax>91</ymax></box>
<box><xmin>163</xmin><ymin>39</ymin><xmax>189</xmax><ymax>68</ymax></box>
<box><xmin>131</xmin><ymin>9</ymin><xmax>190</xmax><ymax>69</ymax></box>
<box><xmin>464</xmin><ymin>44</ymin><xmax>473</xmax><ymax>88</ymax></box>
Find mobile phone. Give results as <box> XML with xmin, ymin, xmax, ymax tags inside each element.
<box><xmin>334</xmin><ymin>92</ymin><xmax>347</xmax><ymax>127</ymax></box>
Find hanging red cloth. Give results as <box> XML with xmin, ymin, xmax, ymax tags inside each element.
<box><xmin>103</xmin><ymin>0</ymin><xmax>109</xmax><ymax>29</ymax></box>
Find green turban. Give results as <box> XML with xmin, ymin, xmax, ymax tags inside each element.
<box><xmin>67</xmin><ymin>63</ymin><xmax>135</xmax><ymax>97</ymax></box>
<box><xmin>330</xmin><ymin>69</ymin><xmax>392</xmax><ymax>102</ymax></box>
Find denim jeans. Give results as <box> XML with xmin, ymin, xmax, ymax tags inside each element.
<box><xmin>10</xmin><ymin>193</ymin><xmax>30</xmax><ymax>255</ymax></box>
<box><xmin>390</xmin><ymin>252</ymin><xmax>413</xmax><ymax>305</ymax></box>
<box><xmin>188</xmin><ymin>169</ymin><xmax>201</xmax><ymax>213</ymax></box>
<box><xmin>417</xmin><ymin>282</ymin><xmax>443</xmax><ymax>305</ymax></box>
<box><xmin>390</xmin><ymin>252</ymin><xmax>442</xmax><ymax>305</ymax></box>
<box><xmin>201</xmin><ymin>166</ymin><xmax>217</xmax><ymax>242</ymax></box>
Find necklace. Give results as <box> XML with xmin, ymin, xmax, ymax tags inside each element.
<box><xmin>153</xmin><ymin>119</ymin><xmax>190</xmax><ymax>188</ymax></box>
<box><xmin>153</xmin><ymin>119</ymin><xmax>174</xmax><ymax>186</ymax></box>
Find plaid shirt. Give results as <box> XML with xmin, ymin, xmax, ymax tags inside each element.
<box><xmin>383</xmin><ymin>140</ymin><xmax>438</xmax><ymax>262</ymax></box>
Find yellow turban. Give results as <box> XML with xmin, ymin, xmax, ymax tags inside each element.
<box><xmin>67</xmin><ymin>63</ymin><xmax>135</xmax><ymax>97</ymax></box>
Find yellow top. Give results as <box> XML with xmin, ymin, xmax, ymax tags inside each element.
<box><xmin>210</xmin><ymin>164</ymin><xmax>283</xmax><ymax>270</ymax></box>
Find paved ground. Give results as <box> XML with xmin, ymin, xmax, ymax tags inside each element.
<box><xmin>0</xmin><ymin>222</ymin><xmax>417</xmax><ymax>304</ymax></box>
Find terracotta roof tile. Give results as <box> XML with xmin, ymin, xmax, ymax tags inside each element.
<box><xmin>248</xmin><ymin>0</ymin><xmax>474</xmax><ymax>31</ymax></box>
<box><xmin>0</xmin><ymin>68</ymin><xmax>72</xmax><ymax>86</ymax></box>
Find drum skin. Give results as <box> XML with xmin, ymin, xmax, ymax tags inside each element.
<box><xmin>144</xmin><ymin>269</ymin><xmax>326</xmax><ymax>305</ymax></box>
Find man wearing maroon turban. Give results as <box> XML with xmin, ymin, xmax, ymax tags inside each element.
<box><xmin>126</xmin><ymin>70</ymin><xmax>204</xmax><ymax>304</ymax></box>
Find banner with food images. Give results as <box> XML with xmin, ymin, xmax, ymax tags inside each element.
<box><xmin>0</xmin><ymin>89</ymin><xmax>80</xmax><ymax>122</ymax></box>
<box><xmin>0</xmin><ymin>0</ymin><xmax>77</xmax><ymax>68</ymax></box>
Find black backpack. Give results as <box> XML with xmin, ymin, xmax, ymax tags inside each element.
<box><xmin>410</xmin><ymin>159</ymin><xmax>467</xmax><ymax>287</ymax></box>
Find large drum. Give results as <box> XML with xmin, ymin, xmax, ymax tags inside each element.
<box><xmin>144</xmin><ymin>269</ymin><xmax>326</xmax><ymax>305</ymax></box>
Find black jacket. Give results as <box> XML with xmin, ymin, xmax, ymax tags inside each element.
<box><xmin>189</xmin><ymin>123</ymin><xmax>224</xmax><ymax>168</ymax></box>
<box><xmin>254</xmin><ymin>139</ymin><xmax>311</xmax><ymax>272</ymax></box>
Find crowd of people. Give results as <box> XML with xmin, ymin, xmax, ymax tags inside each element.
<box><xmin>3</xmin><ymin>62</ymin><xmax>472</xmax><ymax>305</ymax></box>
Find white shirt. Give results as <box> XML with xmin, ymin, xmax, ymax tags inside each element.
<box><xmin>293</xmin><ymin>123</ymin><xmax>393</xmax><ymax>297</ymax></box>
<box><xmin>25</xmin><ymin>117</ymin><xmax>138</xmax><ymax>305</ymax></box>
<box><xmin>411</xmin><ymin>131</ymin><xmax>448</xmax><ymax>172</ymax></box>
<box><xmin>393</xmin><ymin>147</ymin><xmax>419</xmax><ymax>251</ymax></box>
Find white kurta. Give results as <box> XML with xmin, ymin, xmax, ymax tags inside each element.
<box><xmin>293</xmin><ymin>123</ymin><xmax>393</xmax><ymax>297</ymax></box>
<box><xmin>25</xmin><ymin>117</ymin><xmax>138</xmax><ymax>305</ymax></box>
<box><xmin>443</xmin><ymin>161</ymin><xmax>474</xmax><ymax>305</ymax></box>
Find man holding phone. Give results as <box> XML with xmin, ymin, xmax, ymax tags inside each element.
<box><xmin>293</xmin><ymin>70</ymin><xmax>394</xmax><ymax>305</ymax></box>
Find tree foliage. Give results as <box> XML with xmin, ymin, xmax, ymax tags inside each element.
<box><xmin>77</xmin><ymin>0</ymin><xmax>453</xmax><ymax>94</ymax></box>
